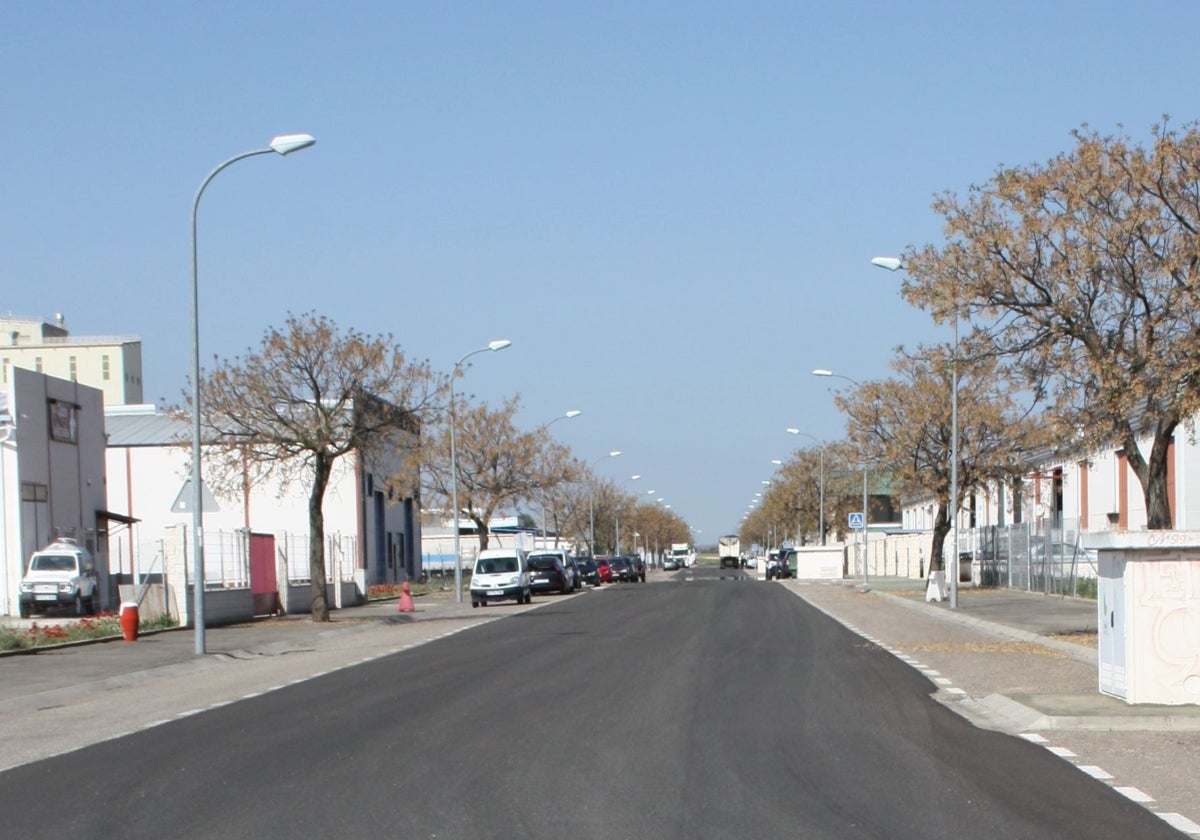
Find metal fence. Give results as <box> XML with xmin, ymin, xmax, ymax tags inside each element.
<box><xmin>960</xmin><ymin>521</ymin><xmax>1098</xmax><ymax>598</ymax></box>
<box><xmin>275</xmin><ymin>532</ymin><xmax>358</xmax><ymax>584</ymax></box>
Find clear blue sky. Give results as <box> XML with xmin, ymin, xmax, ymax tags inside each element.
<box><xmin>4</xmin><ymin>2</ymin><xmax>1198</xmax><ymax>543</ymax></box>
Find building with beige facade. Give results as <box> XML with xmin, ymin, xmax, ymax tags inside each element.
<box><xmin>0</xmin><ymin>313</ymin><xmax>143</xmax><ymax>407</ymax></box>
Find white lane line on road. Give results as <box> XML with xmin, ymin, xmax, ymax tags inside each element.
<box><xmin>945</xmin><ymin>687</ymin><xmax>966</xmax><ymax>695</ymax></box>
<box><xmin>1079</xmin><ymin>766</ymin><xmax>1114</xmax><ymax>780</ymax></box>
<box><xmin>1158</xmin><ymin>813</ymin><xmax>1200</xmax><ymax>835</ymax></box>
<box><xmin>1045</xmin><ymin>746</ymin><xmax>1077</xmax><ymax>758</ymax></box>
<box><xmin>1115</xmin><ymin>787</ymin><xmax>1154</xmax><ymax>803</ymax></box>
<box><xmin>1019</xmin><ymin>733</ymin><xmax>1049</xmax><ymax>743</ymax></box>
<box><xmin>934</xmin><ymin>678</ymin><xmax>952</xmax><ymax>686</ymax></box>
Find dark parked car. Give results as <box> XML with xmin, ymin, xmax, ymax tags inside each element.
<box><xmin>528</xmin><ymin>554</ymin><xmax>572</xmax><ymax>595</ymax></box>
<box><xmin>529</xmin><ymin>550</ymin><xmax>579</xmax><ymax>591</ymax></box>
<box><xmin>577</xmin><ymin>557</ymin><xmax>602</xmax><ymax>586</ymax></box>
<box><xmin>608</xmin><ymin>556</ymin><xmax>633</xmax><ymax>582</ymax></box>
<box><xmin>625</xmin><ymin>555</ymin><xmax>646</xmax><ymax>582</ymax></box>
<box><xmin>766</xmin><ymin>548</ymin><xmax>794</xmax><ymax>580</ymax></box>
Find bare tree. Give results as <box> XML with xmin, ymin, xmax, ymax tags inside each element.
<box><xmin>903</xmin><ymin>121</ymin><xmax>1200</xmax><ymax>528</ymax></box>
<box><xmin>833</xmin><ymin>349</ymin><xmax>1046</xmax><ymax>571</ymax></box>
<box><xmin>420</xmin><ymin>395</ymin><xmax>542</xmax><ymax>550</ymax></box>
<box><xmin>194</xmin><ymin>312</ymin><xmax>442</xmax><ymax>621</ymax></box>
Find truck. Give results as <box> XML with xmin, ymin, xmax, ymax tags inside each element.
<box><xmin>718</xmin><ymin>535</ymin><xmax>740</xmax><ymax>569</ymax></box>
<box><xmin>18</xmin><ymin>538</ymin><xmax>100</xmax><ymax>617</ymax></box>
<box><xmin>669</xmin><ymin>543</ymin><xmax>694</xmax><ymax>568</ymax></box>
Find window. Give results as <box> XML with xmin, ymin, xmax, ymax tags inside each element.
<box><xmin>21</xmin><ymin>483</ymin><xmax>48</xmax><ymax>502</ymax></box>
<box><xmin>35</xmin><ymin>356</ymin><xmax>43</xmax><ymax>373</ymax></box>
<box><xmin>48</xmin><ymin>400</ymin><xmax>78</xmax><ymax>443</ymax></box>
<box><xmin>101</xmin><ymin>355</ymin><xmax>110</xmax><ymax>381</ymax></box>
<box><xmin>69</xmin><ymin>356</ymin><xmax>77</xmax><ymax>381</ymax></box>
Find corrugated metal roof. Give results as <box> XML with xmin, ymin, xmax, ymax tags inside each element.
<box><xmin>104</xmin><ymin>407</ymin><xmax>189</xmax><ymax>447</ymax></box>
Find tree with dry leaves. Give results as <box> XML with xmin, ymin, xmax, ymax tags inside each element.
<box><xmin>831</xmin><ymin>349</ymin><xmax>1047</xmax><ymax>572</ymax></box>
<box><xmin>194</xmin><ymin>312</ymin><xmax>442</xmax><ymax>621</ymax></box>
<box><xmin>903</xmin><ymin>121</ymin><xmax>1200</xmax><ymax>529</ymax></box>
<box><xmin>420</xmin><ymin>395</ymin><xmax>544</xmax><ymax>551</ymax></box>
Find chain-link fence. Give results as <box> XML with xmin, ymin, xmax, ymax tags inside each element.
<box><xmin>961</xmin><ymin>521</ymin><xmax>1098</xmax><ymax>598</ymax></box>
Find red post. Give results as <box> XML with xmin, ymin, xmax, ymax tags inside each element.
<box><xmin>119</xmin><ymin>601</ymin><xmax>139</xmax><ymax>642</ymax></box>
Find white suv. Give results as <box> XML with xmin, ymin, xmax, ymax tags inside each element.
<box><xmin>18</xmin><ymin>539</ymin><xmax>100</xmax><ymax>617</ymax></box>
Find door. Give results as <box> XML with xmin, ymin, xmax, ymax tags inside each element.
<box><xmin>250</xmin><ymin>532</ymin><xmax>279</xmax><ymax>616</ymax></box>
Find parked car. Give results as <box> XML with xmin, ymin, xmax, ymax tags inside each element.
<box><xmin>625</xmin><ymin>555</ymin><xmax>646</xmax><ymax>582</ymax></box>
<box><xmin>528</xmin><ymin>554</ymin><xmax>572</xmax><ymax>595</ymax></box>
<box><xmin>662</xmin><ymin>556</ymin><xmax>680</xmax><ymax>571</ymax></box>
<box><xmin>18</xmin><ymin>538</ymin><xmax>100</xmax><ymax>617</ymax></box>
<box><xmin>577</xmin><ymin>557</ymin><xmax>602</xmax><ymax>586</ymax></box>
<box><xmin>608</xmin><ymin>556</ymin><xmax>633</xmax><ymax>582</ymax></box>
<box><xmin>469</xmin><ymin>547</ymin><xmax>532</xmax><ymax>607</ymax></box>
<box><xmin>766</xmin><ymin>548</ymin><xmax>794</xmax><ymax>580</ymax></box>
<box><xmin>530</xmin><ymin>549</ymin><xmax>580</xmax><ymax>590</ymax></box>
<box><xmin>594</xmin><ymin>556</ymin><xmax>614</xmax><ymax>583</ymax></box>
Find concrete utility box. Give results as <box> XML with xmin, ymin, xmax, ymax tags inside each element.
<box><xmin>1084</xmin><ymin>531</ymin><xmax>1200</xmax><ymax>706</ymax></box>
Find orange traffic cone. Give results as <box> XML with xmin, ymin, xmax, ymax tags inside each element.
<box><xmin>398</xmin><ymin>580</ymin><xmax>415</xmax><ymax>613</ymax></box>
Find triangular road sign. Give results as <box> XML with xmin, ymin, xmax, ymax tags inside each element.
<box><xmin>171</xmin><ymin>478</ymin><xmax>221</xmax><ymax>513</ymax></box>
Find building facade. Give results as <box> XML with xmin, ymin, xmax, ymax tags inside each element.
<box><xmin>0</xmin><ymin>368</ymin><xmax>109</xmax><ymax>616</ymax></box>
<box><xmin>0</xmin><ymin>314</ymin><xmax>143</xmax><ymax>407</ymax></box>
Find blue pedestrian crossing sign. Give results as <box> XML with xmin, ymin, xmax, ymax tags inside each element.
<box><xmin>848</xmin><ymin>512</ymin><xmax>864</xmax><ymax>529</ymax></box>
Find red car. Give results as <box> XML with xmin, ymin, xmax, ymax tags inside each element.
<box><xmin>594</xmin><ymin>556</ymin><xmax>614</xmax><ymax>583</ymax></box>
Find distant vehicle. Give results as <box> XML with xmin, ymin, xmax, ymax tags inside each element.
<box><xmin>669</xmin><ymin>543</ymin><xmax>694</xmax><ymax>567</ymax></box>
<box><xmin>626</xmin><ymin>555</ymin><xmax>646</xmax><ymax>582</ymax></box>
<box><xmin>469</xmin><ymin>548</ymin><xmax>532</xmax><ymax>607</ymax></box>
<box><xmin>595</xmin><ymin>557</ymin><xmax>614</xmax><ymax>583</ymax></box>
<box><xmin>528</xmin><ymin>554</ymin><xmax>572</xmax><ymax>595</ymax></box>
<box><xmin>18</xmin><ymin>538</ymin><xmax>100</xmax><ymax>617</ymax></box>
<box><xmin>767</xmin><ymin>547</ymin><xmax>793</xmax><ymax>580</ymax></box>
<box><xmin>577</xmin><ymin>557</ymin><xmax>601</xmax><ymax>586</ymax></box>
<box><xmin>718</xmin><ymin>535</ymin><xmax>740</xmax><ymax>569</ymax></box>
<box><xmin>608</xmin><ymin>556</ymin><xmax>633</xmax><ymax>582</ymax></box>
<box><xmin>662</xmin><ymin>556</ymin><xmax>680</xmax><ymax>571</ymax></box>
<box><xmin>530</xmin><ymin>549</ymin><xmax>579</xmax><ymax>591</ymax></box>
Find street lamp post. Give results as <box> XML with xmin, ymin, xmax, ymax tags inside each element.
<box><xmin>615</xmin><ymin>474</ymin><xmax>641</xmax><ymax>554</ymax></box>
<box><xmin>874</xmin><ymin>256</ymin><xmax>958</xmax><ymax>608</ymax></box>
<box><xmin>190</xmin><ymin>133</ymin><xmax>315</xmax><ymax>655</ymax></box>
<box><xmin>588</xmin><ymin>451</ymin><xmax>621</xmax><ymax>556</ymax></box>
<box><xmin>786</xmin><ymin>429</ymin><xmax>826</xmax><ymax>546</ymax></box>
<box><xmin>540</xmin><ymin>410</ymin><xmax>581</xmax><ymax>544</ymax></box>
<box><xmin>450</xmin><ymin>340</ymin><xmax>512</xmax><ymax>603</ymax></box>
<box><xmin>813</xmin><ymin>369</ymin><xmax>870</xmax><ymax>586</ymax></box>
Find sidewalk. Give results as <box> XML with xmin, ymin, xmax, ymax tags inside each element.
<box><xmin>786</xmin><ymin>577</ymin><xmax>1200</xmax><ymax>836</ymax></box>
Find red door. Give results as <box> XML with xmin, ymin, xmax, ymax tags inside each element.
<box><xmin>250</xmin><ymin>533</ymin><xmax>279</xmax><ymax>616</ymax></box>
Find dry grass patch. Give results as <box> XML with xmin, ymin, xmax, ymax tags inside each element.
<box><xmin>904</xmin><ymin>640</ymin><xmax>1071</xmax><ymax>658</ymax></box>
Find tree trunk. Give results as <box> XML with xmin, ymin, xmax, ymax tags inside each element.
<box><xmin>927</xmin><ymin>502</ymin><xmax>950</xmax><ymax>573</ymax></box>
<box><xmin>473</xmin><ymin>515</ymin><xmax>490</xmax><ymax>551</ymax></box>
<box><xmin>1123</xmin><ymin>421</ymin><xmax>1177</xmax><ymax>530</ymax></box>
<box><xmin>309</xmin><ymin>453</ymin><xmax>333</xmax><ymax>622</ymax></box>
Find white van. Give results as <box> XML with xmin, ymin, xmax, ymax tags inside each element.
<box><xmin>469</xmin><ymin>547</ymin><xmax>532</xmax><ymax>608</ymax></box>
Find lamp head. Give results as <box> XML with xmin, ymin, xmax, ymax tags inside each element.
<box><xmin>812</xmin><ymin>369</ymin><xmax>833</xmax><ymax>377</ymax></box>
<box><xmin>786</xmin><ymin>428</ymin><xmax>800</xmax><ymax>434</ymax></box>
<box><xmin>609</xmin><ymin>450</ymin><xmax>621</xmax><ymax>458</ymax></box>
<box><xmin>564</xmin><ymin>409</ymin><xmax>582</xmax><ymax>419</ymax></box>
<box><xmin>871</xmin><ymin>256</ymin><xmax>903</xmax><ymax>272</ymax></box>
<box><xmin>269</xmin><ymin>134</ymin><xmax>317</xmax><ymax>155</ymax></box>
<box><xmin>488</xmin><ymin>339</ymin><xmax>512</xmax><ymax>352</ymax></box>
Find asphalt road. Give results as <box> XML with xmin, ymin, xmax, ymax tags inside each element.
<box><xmin>0</xmin><ymin>568</ymin><xmax>1185</xmax><ymax>839</ymax></box>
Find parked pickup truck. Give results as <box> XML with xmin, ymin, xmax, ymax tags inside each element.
<box><xmin>18</xmin><ymin>538</ymin><xmax>100</xmax><ymax>617</ymax></box>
